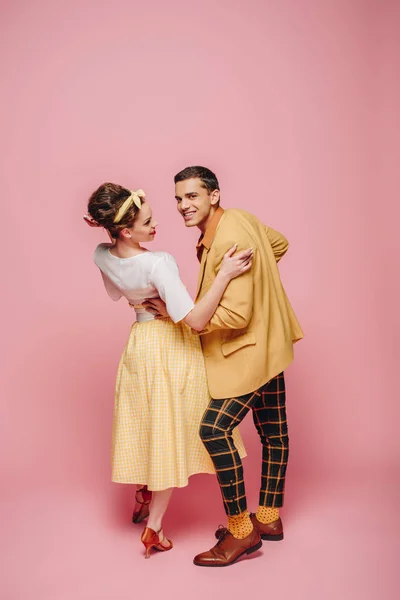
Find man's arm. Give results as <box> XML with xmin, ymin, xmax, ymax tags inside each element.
<box><xmin>198</xmin><ymin>241</ymin><xmax>254</xmax><ymax>335</ymax></box>
<box><xmin>265</xmin><ymin>226</ymin><xmax>289</xmax><ymax>262</ymax></box>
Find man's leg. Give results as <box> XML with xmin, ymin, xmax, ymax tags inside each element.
<box><xmin>193</xmin><ymin>389</ymin><xmax>263</xmax><ymax>567</ymax></box>
<box><xmin>199</xmin><ymin>389</ymin><xmax>262</xmax><ymax>535</ymax></box>
<box><xmin>251</xmin><ymin>372</ymin><xmax>288</xmax><ymax>537</ymax></box>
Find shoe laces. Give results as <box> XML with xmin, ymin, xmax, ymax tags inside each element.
<box><xmin>215</xmin><ymin>526</ymin><xmax>229</xmax><ymax>545</ymax></box>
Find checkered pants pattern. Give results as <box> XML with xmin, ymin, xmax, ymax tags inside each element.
<box><xmin>200</xmin><ymin>372</ymin><xmax>288</xmax><ymax>516</ymax></box>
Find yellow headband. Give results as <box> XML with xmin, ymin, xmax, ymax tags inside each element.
<box><xmin>113</xmin><ymin>189</ymin><xmax>146</xmax><ymax>224</ymax></box>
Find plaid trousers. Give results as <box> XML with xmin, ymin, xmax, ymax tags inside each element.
<box><xmin>200</xmin><ymin>372</ymin><xmax>288</xmax><ymax>516</ymax></box>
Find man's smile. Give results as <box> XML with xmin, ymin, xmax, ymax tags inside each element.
<box><xmin>183</xmin><ymin>210</ymin><xmax>196</xmax><ymax>221</ymax></box>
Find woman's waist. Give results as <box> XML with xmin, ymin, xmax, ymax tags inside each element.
<box><xmin>129</xmin><ymin>303</ymin><xmax>152</xmax><ymax>323</ymax></box>
<box><xmin>130</xmin><ymin>303</ymin><xmax>171</xmax><ymax>324</ymax></box>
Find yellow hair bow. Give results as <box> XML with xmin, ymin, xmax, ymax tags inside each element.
<box><xmin>113</xmin><ymin>189</ymin><xmax>146</xmax><ymax>223</ymax></box>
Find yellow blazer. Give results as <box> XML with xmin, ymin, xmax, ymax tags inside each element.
<box><xmin>196</xmin><ymin>209</ymin><xmax>304</xmax><ymax>399</ymax></box>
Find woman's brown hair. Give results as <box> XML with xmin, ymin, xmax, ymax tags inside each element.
<box><xmin>87</xmin><ymin>182</ymin><xmax>142</xmax><ymax>238</ymax></box>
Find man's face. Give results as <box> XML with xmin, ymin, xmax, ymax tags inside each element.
<box><xmin>175</xmin><ymin>178</ymin><xmax>220</xmax><ymax>230</ymax></box>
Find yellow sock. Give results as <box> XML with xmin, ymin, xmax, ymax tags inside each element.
<box><xmin>227</xmin><ymin>511</ymin><xmax>253</xmax><ymax>540</ymax></box>
<box><xmin>256</xmin><ymin>506</ymin><xmax>280</xmax><ymax>524</ymax></box>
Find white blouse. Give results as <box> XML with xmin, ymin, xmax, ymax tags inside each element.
<box><xmin>94</xmin><ymin>244</ymin><xmax>194</xmax><ymax>323</ymax></box>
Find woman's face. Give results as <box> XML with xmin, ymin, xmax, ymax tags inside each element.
<box><xmin>121</xmin><ymin>201</ymin><xmax>157</xmax><ymax>243</ymax></box>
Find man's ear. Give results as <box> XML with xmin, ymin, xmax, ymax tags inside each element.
<box><xmin>210</xmin><ymin>189</ymin><xmax>220</xmax><ymax>206</ymax></box>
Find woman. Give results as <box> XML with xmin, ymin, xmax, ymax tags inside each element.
<box><xmin>84</xmin><ymin>183</ymin><xmax>252</xmax><ymax>558</ymax></box>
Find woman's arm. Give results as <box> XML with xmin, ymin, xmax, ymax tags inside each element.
<box><xmin>147</xmin><ymin>246</ymin><xmax>253</xmax><ymax>332</ymax></box>
<box><xmin>183</xmin><ymin>247</ymin><xmax>252</xmax><ymax>331</ymax></box>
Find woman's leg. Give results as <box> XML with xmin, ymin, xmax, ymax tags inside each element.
<box><xmin>147</xmin><ymin>488</ymin><xmax>173</xmax><ymax>543</ymax></box>
<box><xmin>134</xmin><ymin>484</ymin><xmax>149</xmax><ymax>503</ymax></box>
<box><xmin>132</xmin><ymin>484</ymin><xmax>152</xmax><ymax>523</ymax></box>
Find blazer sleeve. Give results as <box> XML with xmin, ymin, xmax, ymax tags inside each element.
<box><xmin>199</xmin><ymin>240</ymin><xmax>254</xmax><ymax>335</ymax></box>
<box><xmin>265</xmin><ymin>226</ymin><xmax>289</xmax><ymax>262</ymax></box>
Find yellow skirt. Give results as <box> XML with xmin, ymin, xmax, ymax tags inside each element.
<box><xmin>111</xmin><ymin>318</ymin><xmax>246</xmax><ymax>490</ymax></box>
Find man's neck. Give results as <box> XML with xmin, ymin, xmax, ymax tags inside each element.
<box><xmin>197</xmin><ymin>206</ymin><xmax>219</xmax><ymax>234</ymax></box>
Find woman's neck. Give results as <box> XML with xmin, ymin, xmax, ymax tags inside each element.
<box><xmin>109</xmin><ymin>238</ymin><xmax>147</xmax><ymax>259</ymax></box>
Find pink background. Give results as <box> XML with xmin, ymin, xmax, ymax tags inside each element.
<box><xmin>1</xmin><ymin>0</ymin><xmax>399</xmax><ymax>598</ymax></box>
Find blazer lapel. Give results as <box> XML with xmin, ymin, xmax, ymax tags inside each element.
<box><xmin>195</xmin><ymin>247</ymin><xmax>209</xmax><ymax>300</ymax></box>
<box><xmin>194</xmin><ymin>209</ymin><xmax>226</xmax><ymax>300</ymax></box>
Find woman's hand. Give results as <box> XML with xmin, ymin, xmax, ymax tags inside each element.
<box><xmin>218</xmin><ymin>245</ymin><xmax>253</xmax><ymax>281</ymax></box>
<box><xmin>83</xmin><ymin>214</ymin><xmax>100</xmax><ymax>227</ymax></box>
<box><xmin>83</xmin><ymin>214</ymin><xmax>115</xmax><ymax>242</ymax></box>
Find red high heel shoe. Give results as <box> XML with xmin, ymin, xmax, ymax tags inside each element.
<box><xmin>132</xmin><ymin>486</ymin><xmax>152</xmax><ymax>524</ymax></box>
<box><xmin>141</xmin><ymin>527</ymin><xmax>173</xmax><ymax>559</ymax></box>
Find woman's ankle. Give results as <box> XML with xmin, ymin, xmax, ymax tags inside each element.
<box><xmin>147</xmin><ymin>520</ymin><xmax>162</xmax><ymax>533</ymax></box>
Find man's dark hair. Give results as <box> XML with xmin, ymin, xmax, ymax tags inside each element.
<box><xmin>174</xmin><ymin>166</ymin><xmax>219</xmax><ymax>193</ymax></box>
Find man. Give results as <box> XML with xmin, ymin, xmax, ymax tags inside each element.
<box><xmin>148</xmin><ymin>165</ymin><xmax>303</xmax><ymax>567</ymax></box>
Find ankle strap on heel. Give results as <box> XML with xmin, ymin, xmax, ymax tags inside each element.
<box><xmin>136</xmin><ymin>486</ymin><xmax>152</xmax><ymax>505</ymax></box>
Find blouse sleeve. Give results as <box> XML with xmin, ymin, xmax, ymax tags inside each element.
<box><xmin>149</xmin><ymin>254</ymin><xmax>194</xmax><ymax>323</ymax></box>
<box><xmin>94</xmin><ymin>244</ymin><xmax>122</xmax><ymax>301</ymax></box>
<box><xmin>100</xmin><ymin>271</ymin><xmax>123</xmax><ymax>301</ymax></box>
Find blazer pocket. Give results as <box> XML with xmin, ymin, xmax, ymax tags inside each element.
<box><xmin>221</xmin><ymin>332</ymin><xmax>256</xmax><ymax>357</ymax></box>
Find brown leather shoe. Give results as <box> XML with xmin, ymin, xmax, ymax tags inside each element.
<box><xmin>215</xmin><ymin>514</ymin><xmax>284</xmax><ymax>542</ymax></box>
<box><xmin>250</xmin><ymin>513</ymin><xmax>284</xmax><ymax>541</ymax></box>
<box><xmin>193</xmin><ymin>528</ymin><xmax>262</xmax><ymax>567</ymax></box>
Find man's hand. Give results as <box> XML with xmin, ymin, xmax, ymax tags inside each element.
<box><xmin>143</xmin><ymin>298</ymin><xmax>169</xmax><ymax>319</ymax></box>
